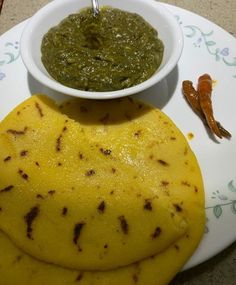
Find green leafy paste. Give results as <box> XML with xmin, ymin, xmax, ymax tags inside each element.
<box><xmin>41</xmin><ymin>7</ymin><xmax>164</xmax><ymax>92</ymax></box>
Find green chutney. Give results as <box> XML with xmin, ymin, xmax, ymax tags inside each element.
<box><xmin>41</xmin><ymin>7</ymin><xmax>164</xmax><ymax>92</ymax></box>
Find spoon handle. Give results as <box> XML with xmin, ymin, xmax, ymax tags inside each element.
<box><xmin>91</xmin><ymin>0</ymin><xmax>100</xmax><ymax>16</ymax></box>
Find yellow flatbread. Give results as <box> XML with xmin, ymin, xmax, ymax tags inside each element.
<box><xmin>0</xmin><ymin>95</ymin><xmax>205</xmax><ymax>284</ymax></box>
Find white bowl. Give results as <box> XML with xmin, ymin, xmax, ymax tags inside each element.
<box><xmin>20</xmin><ymin>0</ymin><xmax>183</xmax><ymax>99</ymax></box>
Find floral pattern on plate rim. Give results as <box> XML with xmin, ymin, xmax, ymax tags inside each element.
<box><xmin>0</xmin><ymin>41</ymin><xmax>20</xmax><ymax>80</ymax></box>
<box><xmin>207</xmin><ymin>180</ymin><xmax>236</xmax><ymax>217</ymax></box>
<box><xmin>175</xmin><ymin>15</ymin><xmax>236</xmax><ymax>78</ymax></box>
<box><xmin>204</xmin><ymin>180</ymin><xmax>236</xmax><ymax>234</ymax></box>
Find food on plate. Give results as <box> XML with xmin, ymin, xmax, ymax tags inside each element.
<box><xmin>0</xmin><ymin>95</ymin><xmax>205</xmax><ymax>285</ymax></box>
<box><xmin>41</xmin><ymin>7</ymin><xmax>164</xmax><ymax>91</ymax></box>
<box><xmin>182</xmin><ymin>74</ymin><xmax>231</xmax><ymax>139</ymax></box>
<box><xmin>0</xmin><ymin>95</ymin><xmax>188</xmax><ymax>270</ymax></box>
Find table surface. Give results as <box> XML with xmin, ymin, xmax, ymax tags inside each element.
<box><xmin>0</xmin><ymin>1</ymin><xmax>236</xmax><ymax>285</ymax></box>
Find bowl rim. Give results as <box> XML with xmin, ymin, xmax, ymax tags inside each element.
<box><xmin>20</xmin><ymin>0</ymin><xmax>184</xmax><ymax>99</ymax></box>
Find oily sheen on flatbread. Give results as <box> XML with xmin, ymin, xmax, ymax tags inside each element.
<box><xmin>0</xmin><ymin>95</ymin><xmax>205</xmax><ymax>285</ymax></box>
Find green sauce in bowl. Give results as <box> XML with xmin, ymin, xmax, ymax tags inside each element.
<box><xmin>41</xmin><ymin>7</ymin><xmax>164</xmax><ymax>92</ymax></box>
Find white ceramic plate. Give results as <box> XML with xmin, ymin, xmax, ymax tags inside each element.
<box><xmin>0</xmin><ymin>4</ymin><xmax>236</xmax><ymax>270</ymax></box>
